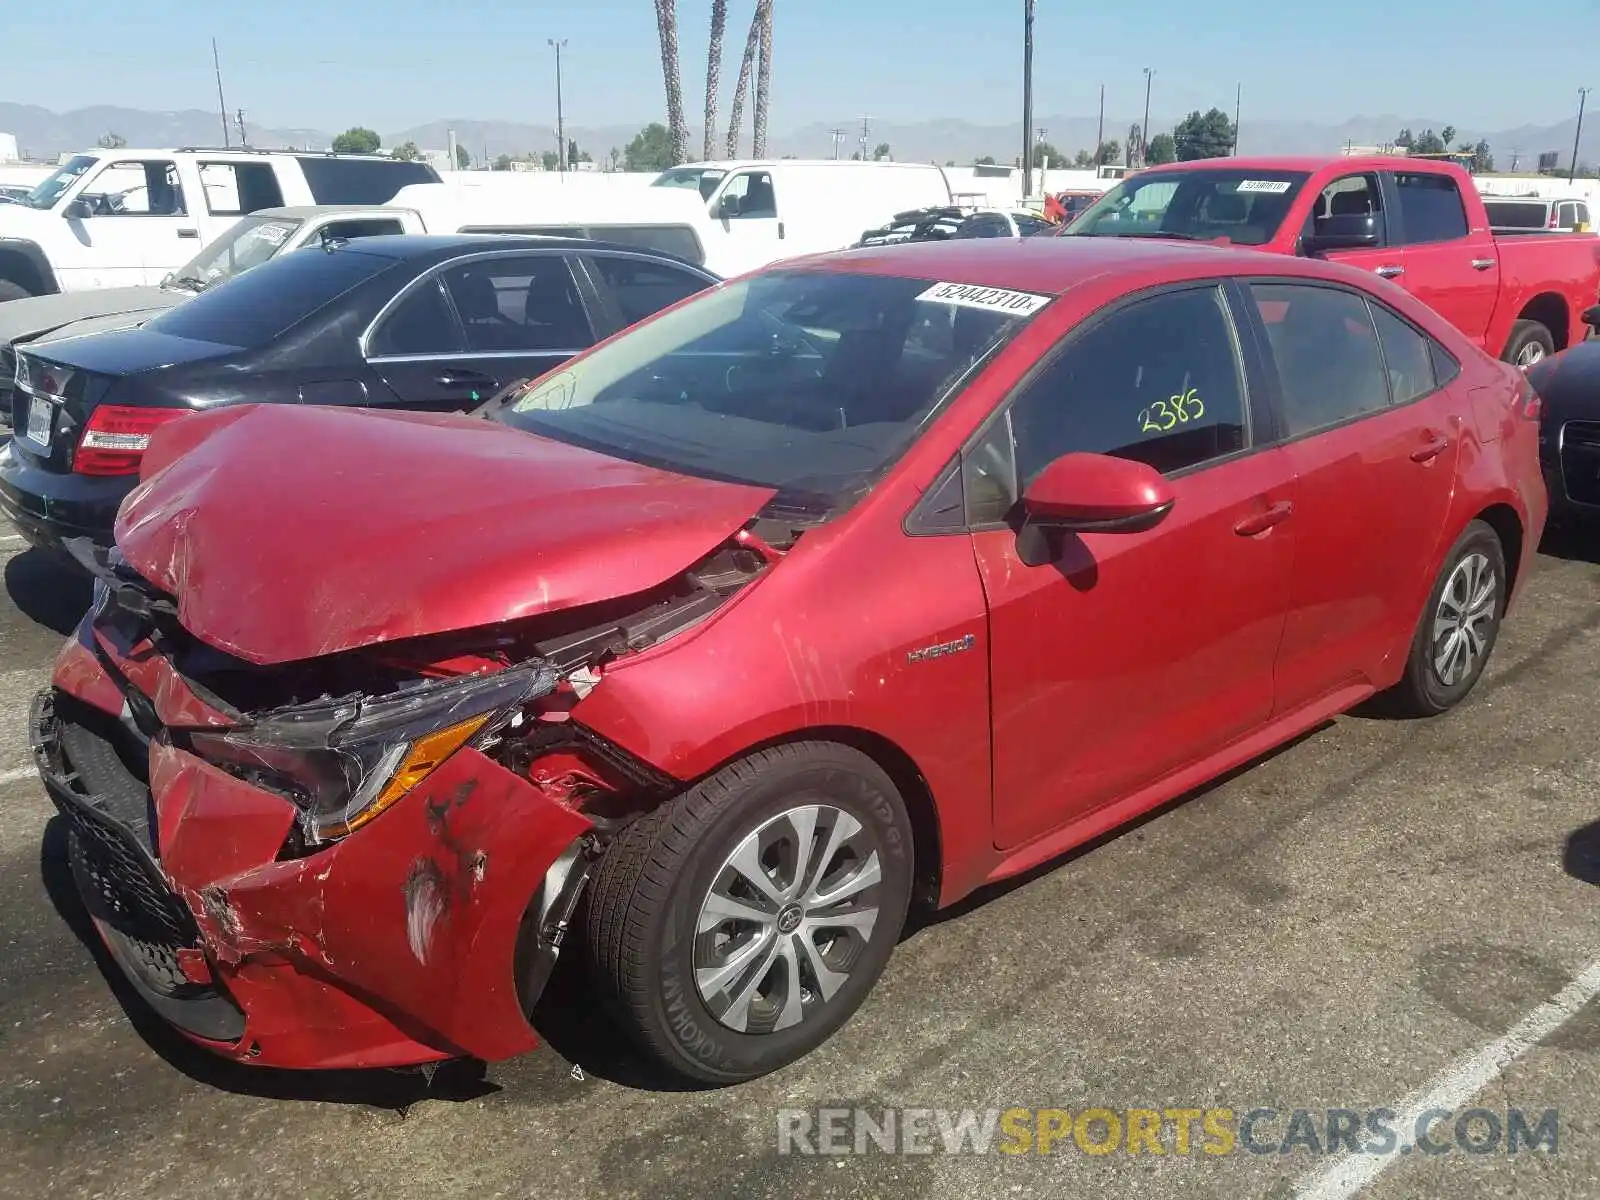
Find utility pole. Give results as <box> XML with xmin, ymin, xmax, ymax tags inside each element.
<box><xmin>1140</xmin><ymin>67</ymin><xmax>1154</xmax><ymax>168</ymax></box>
<box><xmin>235</xmin><ymin>109</ymin><xmax>247</xmax><ymax>148</ymax></box>
<box><xmin>549</xmin><ymin>39</ymin><xmax>568</xmax><ymax>175</ymax></box>
<box><xmin>1571</xmin><ymin>87</ymin><xmax>1590</xmax><ymax>183</ymax></box>
<box><xmin>1232</xmin><ymin>82</ymin><xmax>1241</xmax><ymax>155</ymax></box>
<box><xmin>829</xmin><ymin>127</ymin><xmax>845</xmax><ymax>160</ymax></box>
<box><xmin>1096</xmin><ymin>84</ymin><xmax>1105</xmax><ymax>163</ymax></box>
<box><xmin>1022</xmin><ymin>0</ymin><xmax>1035</xmax><ymax>199</ymax></box>
<box><xmin>858</xmin><ymin>114</ymin><xmax>870</xmax><ymax>162</ymax></box>
<box><xmin>212</xmin><ymin>39</ymin><xmax>230</xmax><ymax>147</ymax></box>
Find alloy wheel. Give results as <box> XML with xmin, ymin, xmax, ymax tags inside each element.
<box><xmin>1431</xmin><ymin>551</ymin><xmax>1498</xmax><ymax>687</ymax></box>
<box><xmin>1515</xmin><ymin>341</ymin><xmax>1547</xmax><ymax>368</ymax></box>
<box><xmin>693</xmin><ymin>803</ymin><xmax>883</xmax><ymax>1034</ymax></box>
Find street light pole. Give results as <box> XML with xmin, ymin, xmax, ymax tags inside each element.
<box><xmin>1141</xmin><ymin>67</ymin><xmax>1154</xmax><ymax>168</ymax></box>
<box><xmin>1571</xmin><ymin>87</ymin><xmax>1590</xmax><ymax>184</ymax></box>
<box><xmin>549</xmin><ymin>38</ymin><xmax>568</xmax><ymax>175</ymax></box>
<box><xmin>1022</xmin><ymin>0</ymin><xmax>1035</xmax><ymax>199</ymax></box>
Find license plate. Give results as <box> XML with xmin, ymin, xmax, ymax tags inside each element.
<box><xmin>24</xmin><ymin>397</ymin><xmax>53</xmax><ymax>447</ymax></box>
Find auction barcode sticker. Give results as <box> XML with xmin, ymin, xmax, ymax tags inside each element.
<box><xmin>917</xmin><ymin>281</ymin><xmax>1052</xmax><ymax>316</ymax></box>
<box><xmin>1235</xmin><ymin>180</ymin><xmax>1292</xmax><ymax>193</ymax></box>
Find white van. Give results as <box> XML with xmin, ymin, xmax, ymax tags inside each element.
<box><xmin>650</xmin><ymin>160</ymin><xmax>954</xmax><ymax>276</ymax></box>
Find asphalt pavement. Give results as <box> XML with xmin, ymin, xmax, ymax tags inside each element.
<box><xmin>0</xmin><ymin>528</ymin><xmax>1597</xmax><ymax>1200</ymax></box>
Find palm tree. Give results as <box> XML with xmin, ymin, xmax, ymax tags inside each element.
<box><xmin>752</xmin><ymin>0</ymin><xmax>774</xmax><ymax>158</ymax></box>
<box><xmin>703</xmin><ymin>0</ymin><xmax>729</xmax><ymax>161</ymax></box>
<box><xmin>725</xmin><ymin>4</ymin><xmax>762</xmax><ymax>159</ymax></box>
<box><xmin>653</xmin><ymin>0</ymin><xmax>690</xmax><ymax>164</ymax></box>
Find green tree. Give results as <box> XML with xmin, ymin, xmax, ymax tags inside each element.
<box><xmin>609</xmin><ymin>146</ymin><xmax>622</xmax><ymax>171</ymax></box>
<box><xmin>97</xmin><ymin>132</ymin><xmax>126</xmax><ymax>149</ymax></box>
<box><xmin>540</xmin><ymin>150</ymin><xmax>562</xmax><ymax>171</ymax></box>
<box><xmin>973</xmin><ymin>154</ymin><xmax>996</xmax><ymax>165</ymax></box>
<box><xmin>455</xmin><ymin>145</ymin><xmax>472</xmax><ymax>170</ymax></box>
<box><xmin>1146</xmin><ymin>132</ymin><xmax>1177</xmax><ymax>165</ymax></box>
<box><xmin>1471</xmin><ymin>140</ymin><xmax>1495</xmax><ymax>173</ymax></box>
<box><xmin>494</xmin><ymin>153</ymin><xmax>513</xmax><ymax>171</ymax></box>
<box><xmin>332</xmin><ymin>126</ymin><xmax>381</xmax><ymax>154</ymax></box>
<box><xmin>1096</xmin><ymin>140</ymin><xmax>1120</xmax><ymax>166</ymax></box>
<box><xmin>1030</xmin><ymin>140</ymin><xmax>1063</xmax><ymax>168</ymax></box>
<box><xmin>1409</xmin><ymin>128</ymin><xmax>1447</xmax><ymax>156</ymax></box>
<box><xmin>391</xmin><ymin>141</ymin><xmax>421</xmax><ymax>162</ymax></box>
<box><xmin>625</xmin><ymin>122</ymin><xmax>676</xmax><ymax>171</ymax></box>
<box><xmin>873</xmin><ymin>142</ymin><xmax>891</xmax><ymax>161</ymax></box>
<box><xmin>1395</xmin><ymin>128</ymin><xmax>1414</xmax><ymax>150</ymax></box>
<box><xmin>1440</xmin><ymin>125</ymin><xmax>1456</xmax><ymax>148</ymax></box>
<box><xmin>1172</xmin><ymin>109</ymin><xmax>1236</xmax><ymax>160</ymax></box>
<box><xmin>567</xmin><ymin>140</ymin><xmax>592</xmax><ymax>167</ymax></box>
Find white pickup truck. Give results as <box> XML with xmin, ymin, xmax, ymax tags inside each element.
<box><xmin>0</xmin><ymin>205</ymin><xmax>428</xmax><ymax>429</ymax></box>
<box><xmin>0</xmin><ymin>147</ymin><xmax>439</xmax><ymax>302</ymax></box>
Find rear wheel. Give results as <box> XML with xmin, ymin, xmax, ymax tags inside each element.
<box><xmin>1384</xmin><ymin>520</ymin><xmax>1507</xmax><ymax>716</ymax></box>
<box><xmin>1504</xmin><ymin>319</ymin><xmax>1555</xmax><ymax>368</ymax></box>
<box><xmin>585</xmin><ymin>741</ymin><xmax>914</xmax><ymax>1084</ymax></box>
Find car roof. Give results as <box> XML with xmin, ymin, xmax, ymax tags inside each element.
<box><xmin>1143</xmin><ymin>154</ymin><xmax>1461</xmax><ymax>176</ymax></box>
<box><xmin>250</xmin><ymin>205</ymin><xmax>415</xmax><ymax>220</ymax></box>
<box><xmin>792</xmin><ymin>235</ymin><xmax>1351</xmax><ymax>296</ymax></box>
<box><xmin>309</xmin><ymin>232</ymin><xmax>711</xmax><ymax>271</ymax></box>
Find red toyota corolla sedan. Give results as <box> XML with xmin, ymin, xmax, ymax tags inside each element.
<box><xmin>35</xmin><ymin>236</ymin><xmax>1546</xmax><ymax>1084</ymax></box>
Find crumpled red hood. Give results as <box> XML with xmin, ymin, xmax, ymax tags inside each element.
<box><xmin>114</xmin><ymin>404</ymin><xmax>775</xmax><ymax>666</ymax></box>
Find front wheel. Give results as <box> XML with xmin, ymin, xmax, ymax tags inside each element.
<box><xmin>585</xmin><ymin>741</ymin><xmax>914</xmax><ymax>1084</ymax></box>
<box><xmin>1384</xmin><ymin>519</ymin><xmax>1508</xmax><ymax>716</ymax></box>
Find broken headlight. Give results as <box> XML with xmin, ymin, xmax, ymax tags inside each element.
<box><xmin>189</xmin><ymin>662</ymin><xmax>560</xmax><ymax>842</ymax></box>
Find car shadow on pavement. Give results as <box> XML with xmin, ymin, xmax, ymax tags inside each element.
<box><xmin>1563</xmin><ymin>819</ymin><xmax>1600</xmax><ymax>887</ymax></box>
<box><xmin>37</xmin><ymin>814</ymin><xmax>500</xmax><ymax>1111</ymax></box>
<box><xmin>5</xmin><ymin>547</ymin><xmax>93</xmax><ymax>635</ymax></box>
<box><xmin>905</xmin><ymin>725</ymin><xmax>1329</xmax><ymax>934</ymax></box>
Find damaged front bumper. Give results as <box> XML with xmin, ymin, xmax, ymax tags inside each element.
<box><xmin>35</xmin><ymin>645</ymin><xmax>596</xmax><ymax>1070</ymax></box>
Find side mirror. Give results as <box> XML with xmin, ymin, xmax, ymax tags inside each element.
<box><xmin>62</xmin><ymin>198</ymin><xmax>93</xmax><ymax>220</ymax></box>
<box><xmin>717</xmin><ymin>194</ymin><xmax>742</xmax><ymax>218</ymax></box>
<box><xmin>1021</xmin><ymin>452</ymin><xmax>1175</xmax><ymax>534</ymax></box>
<box><xmin>1582</xmin><ymin>303</ymin><xmax>1600</xmax><ymax>329</ymax></box>
<box><xmin>1304</xmin><ymin>212</ymin><xmax>1381</xmax><ymax>253</ymax></box>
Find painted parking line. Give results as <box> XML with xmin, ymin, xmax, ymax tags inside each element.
<box><xmin>1295</xmin><ymin>957</ymin><xmax>1600</xmax><ymax>1200</ymax></box>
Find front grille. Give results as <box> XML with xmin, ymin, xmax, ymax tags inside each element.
<box><xmin>0</xmin><ymin>343</ymin><xmax>15</xmax><ymax>433</ymax></box>
<box><xmin>1561</xmin><ymin>420</ymin><xmax>1600</xmax><ymax>506</ymax></box>
<box><xmin>61</xmin><ymin>793</ymin><xmax>197</xmax><ymax>950</ymax></box>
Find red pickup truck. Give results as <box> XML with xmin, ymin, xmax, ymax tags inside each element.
<box><xmin>1064</xmin><ymin>155</ymin><xmax>1600</xmax><ymax>366</ymax></box>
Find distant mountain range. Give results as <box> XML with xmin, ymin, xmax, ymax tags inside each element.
<box><xmin>3</xmin><ymin>101</ymin><xmax>1596</xmax><ymax>173</ymax></box>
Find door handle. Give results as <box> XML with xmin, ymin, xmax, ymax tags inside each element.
<box><xmin>778</xmin><ymin>221</ymin><xmax>786</xmax><ymax>239</ymax></box>
<box><xmin>177</xmin><ymin>229</ymin><xmax>200</xmax><ymax>239</ymax></box>
<box><xmin>1375</xmin><ymin>264</ymin><xmax>1405</xmax><ymax>279</ymax></box>
<box><xmin>1470</xmin><ymin>258</ymin><xmax>1495</xmax><ymax>271</ymax></box>
<box><xmin>434</xmin><ymin>369</ymin><xmax>497</xmax><ymax>389</ymax></box>
<box><xmin>1410</xmin><ymin>434</ymin><xmax>1450</xmax><ymax>463</ymax></box>
<box><xmin>1233</xmin><ymin>500</ymin><xmax>1294</xmax><ymax>537</ymax></box>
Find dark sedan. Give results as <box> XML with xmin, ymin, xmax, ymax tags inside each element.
<box><xmin>1526</xmin><ymin>340</ymin><xmax>1600</xmax><ymax>522</ymax></box>
<box><xmin>0</xmin><ymin>234</ymin><xmax>720</xmax><ymax>557</ymax></box>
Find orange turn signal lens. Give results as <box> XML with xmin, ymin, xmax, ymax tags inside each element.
<box><xmin>330</xmin><ymin>713</ymin><xmax>491</xmax><ymax>837</ymax></box>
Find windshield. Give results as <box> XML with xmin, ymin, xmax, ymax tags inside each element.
<box><xmin>488</xmin><ymin>269</ymin><xmax>1048</xmax><ymax>511</ymax></box>
<box><xmin>19</xmin><ymin>155</ymin><xmax>96</xmax><ymax>210</ymax></box>
<box><xmin>165</xmin><ymin>216</ymin><xmax>302</xmax><ymax>294</ymax></box>
<box><xmin>652</xmin><ymin>166</ymin><xmax>729</xmax><ymax>201</ymax></box>
<box><xmin>1067</xmin><ymin>168</ymin><xmax>1312</xmax><ymax>246</ymax></box>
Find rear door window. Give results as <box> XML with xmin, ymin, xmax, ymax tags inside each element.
<box><xmin>318</xmin><ymin>218</ymin><xmax>407</xmax><ymax>240</ymax></box>
<box><xmin>1252</xmin><ymin>283</ymin><xmax>1390</xmax><ymax>435</ymax></box>
<box><xmin>588</xmin><ymin>254</ymin><xmax>712</xmax><ymax>325</ymax></box>
<box><xmin>1393</xmin><ymin>173</ymin><xmax>1469</xmax><ymax>244</ymax></box>
<box><xmin>1369</xmin><ymin>304</ymin><xmax>1438</xmax><ymax>404</ymax></box>
<box><xmin>198</xmin><ymin>162</ymin><xmax>286</xmax><ymax>215</ymax></box>
<box><xmin>439</xmin><ymin>254</ymin><xmax>595</xmax><ymax>352</ymax></box>
<box><xmin>295</xmin><ymin>156</ymin><xmax>438</xmax><ymax>204</ymax></box>
<box><xmin>368</xmin><ymin>278</ymin><xmax>465</xmax><ymax>357</ymax></box>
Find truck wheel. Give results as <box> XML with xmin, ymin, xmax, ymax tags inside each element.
<box><xmin>1503</xmin><ymin>319</ymin><xmax>1555</xmax><ymax>368</ymax></box>
<box><xmin>0</xmin><ymin>279</ymin><xmax>33</xmax><ymax>304</ymax></box>
<box><xmin>1382</xmin><ymin>519</ymin><xmax>1507</xmax><ymax>717</ymax></box>
<box><xmin>585</xmin><ymin>741</ymin><xmax>914</xmax><ymax>1084</ymax></box>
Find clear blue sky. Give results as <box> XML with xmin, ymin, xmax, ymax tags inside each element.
<box><xmin>7</xmin><ymin>0</ymin><xmax>1596</xmax><ymax>134</ymax></box>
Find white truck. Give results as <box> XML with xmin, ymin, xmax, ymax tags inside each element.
<box><xmin>0</xmin><ymin>147</ymin><xmax>439</xmax><ymax>302</ymax></box>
